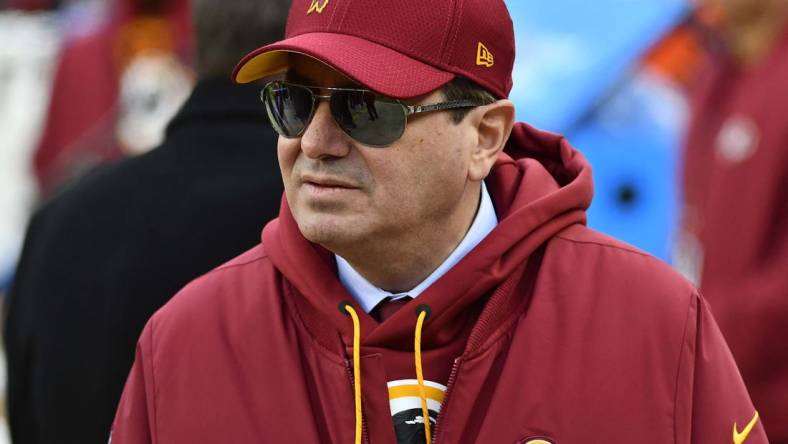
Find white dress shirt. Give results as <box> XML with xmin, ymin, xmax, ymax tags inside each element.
<box><xmin>336</xmin><ymin>181</ymin><xmax>498</xmax><ymax>313</ymax></box>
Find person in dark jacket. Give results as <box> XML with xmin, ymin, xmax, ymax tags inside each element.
<box><xmin>3</xmin><ymin>1</ymin><xmax>290</xmax><ymax>442</ymax></box>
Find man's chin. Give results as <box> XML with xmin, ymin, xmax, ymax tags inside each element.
<box><xmin>295</xmin><ymin>214</ymin><xmax>363</xmax><ymax>251</ymax></box>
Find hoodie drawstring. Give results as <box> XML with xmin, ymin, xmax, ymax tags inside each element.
<box><xmin>341</xmin><ymin>302</ymin><xmax>363</xmax><ymax>444</ymax></box>
<box><xmin>341</xmin><ymin>302</ymin><xmax>433</xmax><ymax>444</ymax></box>
<box><xmin>414</xmin><ymin>305</ymin><xmax>432</xmax><ymax>444</ymax></box>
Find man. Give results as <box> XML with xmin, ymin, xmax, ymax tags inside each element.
<box><xmin>112</xmin><ymin>1</ymin><xmax>767</xmax><ymax>443</ymax></box>
<box><xmin>677</xmin><ymin>0</ymin><xmax>788</xmax><ymax>441</ymax></box>
<box><xmin>3</xmin><ymin>1</ymin><xmax>288</xmax><ymax>442</ymax></box>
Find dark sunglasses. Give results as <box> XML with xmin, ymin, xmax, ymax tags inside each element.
<box><xmin>261</xmin><ymin>81</ymin><xmax>487</xmax><ymax>147</ymax></box>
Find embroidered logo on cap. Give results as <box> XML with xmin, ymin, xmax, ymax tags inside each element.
<box><xmin>476</xmin><ymin>42</ymin><xmax>494</xmax><ymax>68</ymax></box>
<box><xmin>307</xmin><ymin>0</ymin><xmax>329</xmax><ymax>14</ymax></box>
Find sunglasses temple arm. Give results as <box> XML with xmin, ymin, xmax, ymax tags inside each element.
<box><xmin>404</xmin><ymin>99</ymin><xmax>486</xmax><ymax>116</ymax></box>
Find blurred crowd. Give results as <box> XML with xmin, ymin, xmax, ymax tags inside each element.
<box><xmin>0</xmin><ymin>0</ymin><xmax>786</xmax><ymax>442</ymax></box>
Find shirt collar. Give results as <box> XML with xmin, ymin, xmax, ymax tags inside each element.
<box><xmin>336</xmin><ymin>181</ymin><xmax>498</xmax><ymax>313</ymax></box>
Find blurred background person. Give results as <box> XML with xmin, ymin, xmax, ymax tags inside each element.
<box><xmin>29</xmin><ymin>0</ymin><xmax>194</xmax><ymax>196</ymax></box>
<box><xmin>3</xmin><ymin>0</ymin><xmax>289</xmax><ymax>443</ymax></box>
<box><xmin>675</xmin><ymin>0</ymin><xmax>788</xmax><ymax>441</ymax></box>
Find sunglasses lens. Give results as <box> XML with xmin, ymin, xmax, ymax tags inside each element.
<box><xmin>330</xmin><ymin>91</ymin><xmax>406</xmax><ymax>147</ymax></box>
<box><xmin>262</xmin><ymin>82</ymin><xmax>314</xmax><ymax>137</ymax></box>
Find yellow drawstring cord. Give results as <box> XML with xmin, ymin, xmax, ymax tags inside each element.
<box><xmin>341</xmin><ymin>302</ymin><xmax>433</xmax><ymax>444</ymax></box>
<box><xmin>414</xmin><ymin>306</ymin><xmax>432</xmax><ymax>444</ymax></box>
<box><xmin>342</xmin><ymin>303</ymin><xmax>363</xmax><ymax>444</ymax></box>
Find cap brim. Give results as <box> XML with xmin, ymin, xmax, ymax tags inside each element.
<box><xmin>233</xmin><ymin>32</ymin><xmax>455</xmax><ymax>99</ymax></box>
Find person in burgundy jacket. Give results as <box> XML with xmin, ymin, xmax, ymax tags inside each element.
<box><xmin>111</xmin><ymin>0</ymin><xmax>767</xmax><ymax>443</ymax></box>
<box><xmin>676</xmin><ymin>0</ymin><xmax>788</xmax><ymax>441</ymax></box>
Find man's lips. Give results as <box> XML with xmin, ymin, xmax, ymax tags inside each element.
<box><xmin>299</xmin><ymin>175</ymin><xmax>362</xmax><ymax>197</ymax></box>
<box><xmin>300</xmin><ymin>174</ymin><xmax>360</xmax><ymax>189</ymax></box>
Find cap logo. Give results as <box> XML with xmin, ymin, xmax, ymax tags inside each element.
<box><xmin>307</xmin><ymin>0</ymin><xmax>329</xmax><ymax>14</ymax></box>
<box><xmin>476</xmin><ymin>42</ymin><xmax>494</xmax><ymax>68</ymax></box>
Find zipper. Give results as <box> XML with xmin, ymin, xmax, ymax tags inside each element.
<box><xmin>345</xmin><ymin>359</ymin><xmax>370</xmax><ymax>444</ymax></box>
<box><xmin>431</xmin><ymin>357</ymin><xmax>463</xmax><ymax>443</ymax></box>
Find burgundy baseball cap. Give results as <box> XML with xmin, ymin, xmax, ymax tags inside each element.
<box><xmin>232</xmin><ymin>0</ymin><xmax>515</xmax><ymax>99</ymax></box>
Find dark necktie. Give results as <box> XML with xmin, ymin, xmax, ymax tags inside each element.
<box><xmin>370</xmin><ymin>296</ymin><xmax>413</xmax><ymax>322</ymax></box>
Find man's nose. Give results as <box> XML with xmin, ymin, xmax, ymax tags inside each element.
<box><xmin>300</xmin><ymin>101</ymin><xmax>352</xmax><ymax>159</ymax></box>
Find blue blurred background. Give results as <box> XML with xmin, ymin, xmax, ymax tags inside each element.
<box><xmin>506</xmin><ymin>0</ymin><xmax>691</xmax><ymax>261</ymax></box>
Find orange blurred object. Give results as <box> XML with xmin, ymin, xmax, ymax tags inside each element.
<box><xmin>642</xmin><ymin>23</ymin><xmax>705</xmax><ymax>89</ymax></box>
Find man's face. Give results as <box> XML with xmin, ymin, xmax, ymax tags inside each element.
<box><xmin>277</xmin><ymin>56</ymin><xmax>480</xmax><ymax>254</ymax></box>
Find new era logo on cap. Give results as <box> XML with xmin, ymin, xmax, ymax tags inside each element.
<box><xmin>307</xmin><ymin>0</ymin><xmax>328</xmax><ymax>14</ymax></box>
<box><xmin>476</xmin><ymin>42</ymin><xmax>494</xmax><ymax>68</ymax></box>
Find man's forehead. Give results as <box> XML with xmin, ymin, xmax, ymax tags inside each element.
<box><xmin>285</xmin><ymin>54</ymin><xmax>359</xmax><ymax>88</ymax></box>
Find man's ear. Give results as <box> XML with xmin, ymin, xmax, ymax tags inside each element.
<box><xmin>467</xmin><ymin>100</ymin><xmax>515</xmax><ymax>181</ymax></box>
